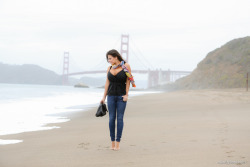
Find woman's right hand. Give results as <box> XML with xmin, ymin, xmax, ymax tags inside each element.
<box><xmin>100</xmin><ymin>98</ymin><xmax>105</xmax><ymax>104</ymax></box>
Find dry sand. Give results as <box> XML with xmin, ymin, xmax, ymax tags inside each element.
<box><xmin>0</xmin><ymin>89</ymin><xmax>250</xmax><ymax>167</ymax></box>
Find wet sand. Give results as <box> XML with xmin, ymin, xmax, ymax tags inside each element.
<box><xmin>0</xmin><ymin>89</ymin><xmax>249</xmax><ymax>167</ymax></box>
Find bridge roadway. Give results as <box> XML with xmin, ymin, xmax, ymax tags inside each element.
<box><xmin>66</xmin><ymin>70</ymin><xmax>191</xmax><ymax>87</ymax></box>
<box><xmin>67</xmin><ymin>70</ymin><xmax>191</xmax><ymax>76</ymax></box>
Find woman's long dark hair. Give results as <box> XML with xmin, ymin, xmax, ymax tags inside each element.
<box><xmin>106</xmin><ymin>49</ymin><xmax>126</xmax><ymax>63</ymax></box>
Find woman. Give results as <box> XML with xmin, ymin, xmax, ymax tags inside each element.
<box><xmin>100</xmin><ymin>49</ymin><xmax>136</xmax><ymax>151</ymax></box>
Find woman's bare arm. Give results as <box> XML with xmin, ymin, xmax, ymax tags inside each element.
<box><xmin>101</xmin><ymin>66</ymin><xmax>110</xmax><ymax>103</ymax></box>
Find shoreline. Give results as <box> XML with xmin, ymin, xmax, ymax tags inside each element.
<box><xmin>0</xmin><ymin>89</ymin><xmax>249</xmax><ymax>167</ymax></box>
<box><xmin>0</xmin><ymin>89</ymin><xmax>160</xmax><ymax>145</ymax></box>
<box><xmin>0</xmin><ymin>88</ymin><xmax>161</xmax><ymax>145</ymax></box>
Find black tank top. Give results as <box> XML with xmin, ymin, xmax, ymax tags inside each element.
<box><xmin>107</xmin><ymin>66</ymin><xmax>127</xmax><ymax>96</ymax></box>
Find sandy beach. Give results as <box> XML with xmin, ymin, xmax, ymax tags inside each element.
<box><xmin>0</xmin><ymin>89</ymin><xmax>249</xmax><ymax>167</ymax></box>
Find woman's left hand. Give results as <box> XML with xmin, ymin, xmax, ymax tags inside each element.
<box><xmin>122</xmin><ymin>95</ymin><xmax>128</xmax><ymax>102</ymax></box>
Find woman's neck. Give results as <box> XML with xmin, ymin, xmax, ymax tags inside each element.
<box><xmin>113</xmin><ymin>61</ymin><xmax>121</xmax><ymax>66</ymax></box>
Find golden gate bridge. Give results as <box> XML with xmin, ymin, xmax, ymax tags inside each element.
<box><xmin>62</xmin><ymin>34</ymin><xmax>191</xmax><ymax>88</ymax></box>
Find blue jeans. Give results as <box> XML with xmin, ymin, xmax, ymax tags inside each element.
<box><xmin>107</xmin><ymin>95</ymin><xmax>127</xmax><ymax>142</ymax></box>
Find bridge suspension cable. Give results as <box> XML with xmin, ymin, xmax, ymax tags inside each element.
<box><xmin>89</xmin><ymin>56</ymin><xmax>108</xmax><ymax>71</ymax></box>
<box><xmin>129</xmin><ymin>48</ymin><xmax>149</xmax><ymax>70</ymax></box>
<box><xmin>69</xmin><ymin>54</ymin><xmax>88</xmax><ymax>72</ymax></box>
<box><xmin>130</xmin><ymin>38</ymin><xmax>156</xmax><ymax>70</ymax></box>
<box><xmin>89</xmin><ymin>36</ymin><xmax>121</xmax><ymax>71</ymax></box>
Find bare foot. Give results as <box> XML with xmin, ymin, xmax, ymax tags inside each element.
<box><xmin>110</xmin><ymin>141</ymin><xmax>115</xmax><ymax>150</ymax></box>
<box><xmin>114</xmin><ymin>142</ymin><xmax>120</xmax><ymax>151</ymax></box>
<box><xmin>114</xmin><ymin>147</ymin><xmax>120</xmax><ymax>151</ymax></box>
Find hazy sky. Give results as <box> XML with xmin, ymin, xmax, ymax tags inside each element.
<box><xmin>1</xmin><ymin>0</ymin><xmax>250</xmax><ymax>75</ymax></box>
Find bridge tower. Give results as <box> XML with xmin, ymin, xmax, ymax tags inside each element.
<box><xmin>148</xmin><ymin>70</ymin><xmax>159</xmax><ymax>88</ymax></box>
<box><xmin>120</xmin><ymin>34</ymin><xmax>129</xmax><ymax>62</ymax></box>
<box><xmin>62</xmin><ymin>52</ymin><xmax>69</xmax><ymax>85</ymax></box>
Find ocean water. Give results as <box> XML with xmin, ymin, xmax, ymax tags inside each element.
<box><xmin>0</xmin><ymin>83</ymin><xmax>158</xmax><ymax>145</ymax></box>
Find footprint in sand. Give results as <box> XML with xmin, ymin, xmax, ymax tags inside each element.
<box><xmin>221</xmin><ymin>145</ymin><xmax>229</xmax><ymax>149</ymax></box>
<box><xmin>218</xmin><ymin>122</ymin><xmax>247</xmax><ymax>162</ymax></box>
<box><xmin>96</xmin><ymin>145</ymin><xmax>109</xmax><ymax>150</ymax></box>
<box><xmin>221</xmin><ymin>138</ymin><xmax>226</xmax><ymax>142</ymax></box>
<box><xmin>225</xmin><ymin>150</ymin><xmax>235</xmax><ymax>154</ymax></box>
<box><xmin>97</xmin><ymin>145</ymin><xmax>102</xmax><ymax>150</ymax></box>
<box><xmin>78</xmin><ymin>142</ymin><xmax>90</xmax><ymax>149</ymax></box>
<box><xmin>215</xmin><ymin>119</ymin><xmax>248</xmax><ymax>161</ymax></box>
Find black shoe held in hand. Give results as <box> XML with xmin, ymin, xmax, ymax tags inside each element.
<box><xmin>96</xmin><ymin>103</ymin><xmax>108</xmax><ymax>117</ymax></box>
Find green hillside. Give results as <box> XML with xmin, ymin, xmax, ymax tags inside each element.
<box><xmin>175</xmin><ymin>36</ymin><xmax>250</xmax><ymax>89</ymax></box>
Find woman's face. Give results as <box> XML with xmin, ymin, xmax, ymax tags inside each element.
<box><xmin>107</xmin><ymin>55</ymin><xmax>117</xmax><ymax>65</ymax></box>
